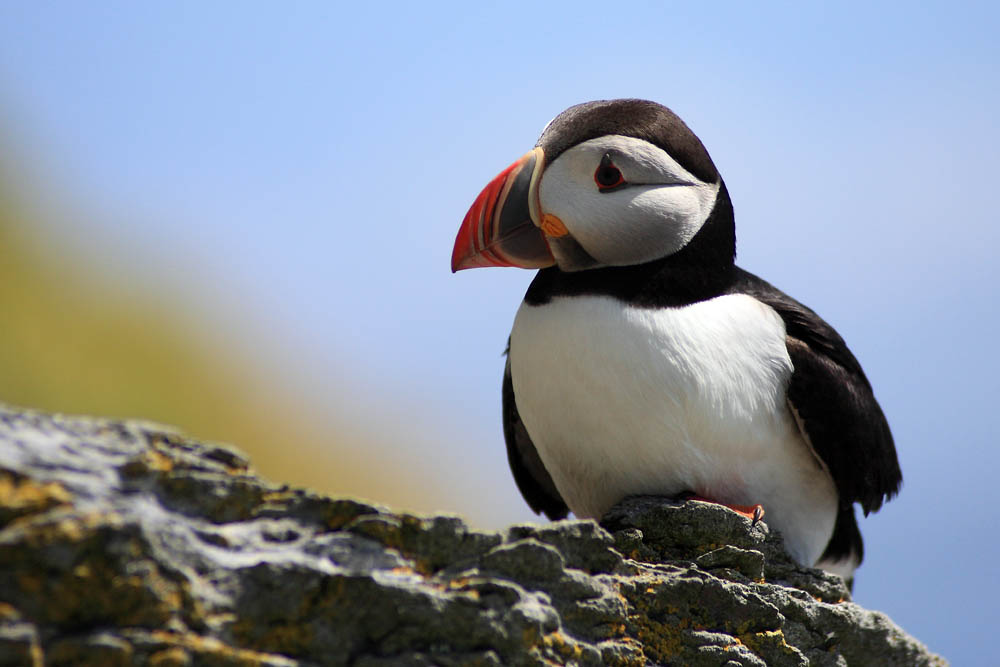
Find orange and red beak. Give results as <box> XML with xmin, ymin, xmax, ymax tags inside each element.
<box><xmin>451</xmin><ymin>147</ymin><xmax>556</xmax><ymax>272</ymax></box>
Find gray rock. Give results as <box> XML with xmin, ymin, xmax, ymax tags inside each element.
<box><xmin>0</xmin><ymin>404</ymin><xmax>945</xmax><ymax>666</ymax></box>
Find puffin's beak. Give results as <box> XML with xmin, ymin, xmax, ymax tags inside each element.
<box><xmin>451</xmin><ymin>147</ymin><xmax>555</xmax><ymax>272</ymax></box>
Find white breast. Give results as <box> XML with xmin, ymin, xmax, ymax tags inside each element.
<box><xmin>509</xmin><ymin>293</ymin><xmax>838</xmax><ymax>567</ymax></box>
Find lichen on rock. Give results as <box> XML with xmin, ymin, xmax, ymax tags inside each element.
<box><xmin>0</xmin><ymin>404</ymin><xmax>945</xmax><ymax>666</ymax></box>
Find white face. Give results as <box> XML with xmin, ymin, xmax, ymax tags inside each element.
<box><xmin>537</xmin><ymin>135</ymin><xmax>720</xmax><ymax>270</ymax></box>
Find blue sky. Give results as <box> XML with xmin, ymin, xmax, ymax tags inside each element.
<box><xmin>1</xmin><ymin>2</ymin><xmax>997</xmax><ymax>662</ymax></box>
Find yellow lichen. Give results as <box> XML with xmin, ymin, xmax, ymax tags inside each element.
<box><xmin>147</xmin><ymin>647</ymin><xmax>191</xmax><ymax>667</ymax></box>
<box><xmin>145</xmin><ymin>630</ymin><xmax>294</xmax><ymax>666</ymax></box>
<box><xmin>0</xmin><ymin>473</ymin><xmax>72</xmax><ymax>520</ymax></box>
<box><xmin>231</xmin><ymin>618</ymin><xmax>314</xmax><ymax>656</ymax></box>
<box><xmin>0</xmin><ymin>602</ymin><xmax>21</xmax><ymax>621</ymax></box>
<box><xmin>541</xmin><ymin>631</ymin><xmax>583</xmax><ymax>660</ymax></box>
<box><xmin>634</xmin><ymin>616</ymin><xmax>683</xmax><ymax>661</ymax></box>
<box><xmin>143</xmin><ymin>449</ymin><xmax>176</xmax><ymax>473</ymax></box>
<box><xmin>739</xmin><ymin>628</ymin><xmax>799</xmax><ymax>660</ymax></box>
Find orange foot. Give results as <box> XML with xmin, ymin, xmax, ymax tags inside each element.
<box><xmin>687</xmin><ymin>495</ymin><xmax>765</xmax><ymax>526</ymax></box>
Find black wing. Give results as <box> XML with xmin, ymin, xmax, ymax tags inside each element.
<box><xmin>731</xmin><ymin>268</ymin><xmax>901</xmax><ymax>560</ymax></box>
<box><xmin>502</xmin><ymin>346</ymin><xmax>569</xmax><ymax>520</ymax></box>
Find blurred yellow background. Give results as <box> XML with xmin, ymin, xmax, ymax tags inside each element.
<box><xmin>0</xmin><ymin>165</ymin><xmax>450</xmax><ymax>515</ymax></box>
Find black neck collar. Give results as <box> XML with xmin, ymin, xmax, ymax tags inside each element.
<box><xmin>524</xmin><ymin>183</ymin><xmax>736</xmax><ymax>308</ymax></box>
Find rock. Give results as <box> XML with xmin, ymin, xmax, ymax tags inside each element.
<box><xmin>0</xmin><ymin>404</ymin><xmax>945</xmax><ymax>666</ymax></box>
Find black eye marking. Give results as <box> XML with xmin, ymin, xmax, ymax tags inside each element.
<box><xmin>594</xmin><ymin>153</ymin><xmax>627</xmax><ymax>192</ymax></box>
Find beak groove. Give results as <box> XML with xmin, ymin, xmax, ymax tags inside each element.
<box><xmin>451</xmin><ymin>147</ymin><xmax>555</xmax><ymax>272</ymax></box>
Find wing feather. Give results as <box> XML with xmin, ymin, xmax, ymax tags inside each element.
<box><xmin>731</xmin><ymin>268</ymin><xmax>902</xmax><ymax>514</ymax></box>
<box><xmin>502</xmin><ymin>349</ymin><xmax>568</xmax><ymax>520</ymax></box>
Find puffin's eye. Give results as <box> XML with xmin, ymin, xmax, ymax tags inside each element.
<box><xmin>594</xmin><ymin>153</ymin><xmax>626</xmax><ymax>192</ymax></box>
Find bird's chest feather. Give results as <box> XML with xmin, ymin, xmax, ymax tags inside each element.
<box><xmin>509</xmin><ymin>293</ymin><xmax>812</xmax><ymax>521</ymax></box>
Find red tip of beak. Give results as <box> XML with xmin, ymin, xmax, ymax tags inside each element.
<box><xmin>451</xmin><ymin>159</ymin><xmax>523</xmax><ymax>272</ymax></box>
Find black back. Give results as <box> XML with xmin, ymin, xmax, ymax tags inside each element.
<box><xmin>728</xmin><ymin>269</ymin><xmax>902</xmax><ymax>516</ymax></box>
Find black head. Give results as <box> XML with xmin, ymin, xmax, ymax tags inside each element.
<box><xmin>537</xmin><ymin>99</ymin><xmax>720</xmax><ymax>185</ymax></box>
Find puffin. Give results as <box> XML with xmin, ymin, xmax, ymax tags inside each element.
<box><xmin>451</xmin><ymin>99</ymin><xmax>901</xmax><ymax>579</ymax></box>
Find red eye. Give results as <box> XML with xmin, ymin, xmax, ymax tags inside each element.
<box><xmin>594</xmin><ymin>153</ymin><xmax>626</xmax><ymax>192</ymax></box>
